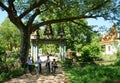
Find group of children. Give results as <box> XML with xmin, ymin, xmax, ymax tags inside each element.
<box><xmin>26</xmin><ymin>55</ymin><xmax>58</xmax><ymax>75</ymax></box>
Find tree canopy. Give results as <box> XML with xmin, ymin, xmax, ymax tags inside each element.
<box><xmin>0</xmin><ymin>0</ymin><xmax>119</xmax><ymax>67</ymax></box>
<box><xmin>0</xmin><ymin>0</ymin><xmax>119</xmax><ymax>31</ymax></box>
<box><xmin>0</xmin><ymin>18</ymin><xmax>20</xmax><ymax>51</ymax></box>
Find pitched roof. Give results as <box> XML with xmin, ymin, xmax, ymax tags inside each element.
<box><xmin>100</xmin><ymin>25</ymin><xmax>118</xmax><ymax>44</ymax></box>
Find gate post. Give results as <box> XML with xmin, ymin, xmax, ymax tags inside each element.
<box><xmin>63</xmin><ymin>45</ymin><xmax>66</xmax><ymax>60</ymax></box>
<box><xmin>59</xmin><ymin>44</ymin><xmax>62</xmax><ymax>60</ymax></box>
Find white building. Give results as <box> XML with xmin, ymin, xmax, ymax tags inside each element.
<box><xmin>101</xmin><ymin>25</ymin><xmax>120</xmax><ymax>55</ymax></box>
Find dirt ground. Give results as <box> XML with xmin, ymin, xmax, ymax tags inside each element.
<box><xmin>3</xmin><ymin>62</ymin><xmax>68</xmax><ymax>83</ymax></box>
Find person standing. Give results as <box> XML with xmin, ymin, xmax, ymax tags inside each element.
<box><xmin>26</xmin><ymin>57</ymin><xmax>32</xmax><ymax>73</ymax></box>
<box><xmin>36</xmin><ymin>56</ymin><xmax>42</xmax><ymax>74</ymax></box>
<box><xmin>52</xmin><ymin>59</ymin><xmax>57</xmax><ymax>75</ymax></box>
<box><xmin>46</xmin><ymin>55</ymin><xmax>50</xmax><ymax>74</ymax></box>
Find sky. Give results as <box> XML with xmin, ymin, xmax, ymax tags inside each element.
<box><xmin>87</xmin><ymin>18</ymin><xmax>112</xmax><ymax>28</ymax></box>
<box><xmin>87</xmin><ymin>18</ymin><xmax>113</xmax><ymax>34</ymax></box>
<box><xmin>0</xmin><ymin>10</ymin><xmax>7</xmax><ymax>24</ymax></box>
<box><xmin>0</xmin><ymin>10</ymin><xmax>113</xmax><ymax>34</ymax></box>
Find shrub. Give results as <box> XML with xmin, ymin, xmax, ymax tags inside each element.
<box><xmin>0</xmin><ymin>67</ymin><xmax>24</xmax><ymax>83</ymax></box>
<box><xmin>60</xmin><ymin>58</ymin><xmax>73</xmax><ymax>69</ymax></box>
<box><xmin>116</xmin><ymin>50</ymin><xmax>120</xmax><ymax>60</ymax></box>
<box><xmin>81</xmin><ymin>45</ymin><xmax>93</xmax><ymax>62</ymax></box>
<box><xmin>81</xmin><ymin>42</ymin><xmax>101</xmax><ymax>63</ymax></box>
<box><xmin>114</xmin><ymin>50</ymin><xmax>120</xmax><ymax>66</ymax></box>
<box><xmin>114</xmin><ymin>60</ymin><xmax>120</xmax><ymax>66</ymax></box>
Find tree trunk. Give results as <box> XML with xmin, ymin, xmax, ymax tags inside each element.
<box><xmin>9</xmin><ymin>42</ymin><xmax>13</xmax><ymax>51</ymax></box>
<box><xmin>20</xmin><ymin>30</ymin><xmax>30</xmax><ymax>68</ymax></box>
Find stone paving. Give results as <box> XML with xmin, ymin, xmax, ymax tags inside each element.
<box><xmin>3</xmin><ymin>63</ymin><xmax>68</xmax><ymax>83</ymax></box>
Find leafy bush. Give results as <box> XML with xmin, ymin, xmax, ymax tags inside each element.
<box><xmin>81</xmin><ymin>42</ymin><xmax>101</xmax><ymax>62</ymax></box>
<box><xmin>116</xmin><ymin>50</ymin><xmax>120</xmax><ymax>60</ymax></box>
<box><xmin>61</xmin><ymin>58</ymin><xmax>73</xmax><ymax>68</ymax></box>
<box><xmin>114</xmin><ymin>50</ymin><xmax>120</xmax><ymax>66</ymax></box>
<box><xmin>0</xmin><ymin>67</ymin><xmax>24</xmax><ymax>83</ymax></box>
<box><xmin>0</xmin><ymin>52</ymin><xmax>21</xmax><ymax>74</ymax></box>
<box><xmin>0</xmin><ymin>47</ymin><xmax>5</xmax><ymax>62</ymax></box>
<box><xmin>114</xmin><ymin>60</ymin><xmax>120</xmax><ymax>66</ymax></box>
<box><xmin>81</xmin><ymin>45</ymin><xmax>94</xmax><ymax>62</ymax></box>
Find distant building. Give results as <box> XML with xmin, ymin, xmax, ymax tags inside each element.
<box><xmin>100</xmin><ymin>25</ymin><xmax>120</xmax><ymax>55</ymax></box>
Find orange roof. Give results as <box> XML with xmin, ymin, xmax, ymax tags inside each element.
<box><xmin>100</xmin><ymin>25</ymin><xmax>118</xmax><ymax>44</ymax></box>
<box><xmin>100</xmin><ymin>40</ymin><xmax>117</xmax><ymax>44</ymax></box>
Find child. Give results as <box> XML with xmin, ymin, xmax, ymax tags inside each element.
<box><xmin>52</xmin><ymin>59</ymin><xmax>57</xmax><ymax>74</ymax></box>
<box><xmin>45</xmin><ymin>55</ymin><xmax>51</xmax><ymax>74</ymax></box>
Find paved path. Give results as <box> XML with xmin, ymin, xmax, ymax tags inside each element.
<box><xmin>4</xmin><ymin>63</ymin><xmax>68</xmax><ymax>83</ymax></box>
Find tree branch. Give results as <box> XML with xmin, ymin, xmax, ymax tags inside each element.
<box><xmin>27</xmin><ymin>8</ymin><xmax>40</xmax><ymax>28</ymax></box>
<box><xmin>0</xmin><ymin>1</ymin><xmax>24</xmax><ymax>31</ymax></box>
<box><xmin>0</xmin><ymin>2</ymin><xmax>9</xmax><ymax>11</ymax></box>
<box><xmin>19</xmin><ymin>0</ymin><xmax>48</xmax><ymax>19</ymax></box>
<box><xmin>31</xmin><ymin>15</ymin><xmax>101</xmax><ymax>32</ymax></box>
<box><xmin>83</xmin><ymin>0</ymin><xmax>111</xmax><ymax>15</ymax></box>
<box><xmin>40</xmin><ymin>8</ymin><xmax>48</xmax><ymax>13</ymax></box>
<box><xmin>8</xmin><ymin>0</ymin><xmax>17</xmax><ymax>16</ymax></box>
<box><xmin>30</xmin><ymin>0</ymin><xmax>111</xmax><ymax>32</ymax></box>
<box><xmin>8</xmin><ymin>0</ymin><xmax>14</xmax><ymax>9</ymax></box>
<box><xmin>71</xmin><ymin>20</ymin><xmax>92</xmax><ymax>31</ymax></box>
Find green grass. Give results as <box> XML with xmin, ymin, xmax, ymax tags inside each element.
<box><xmin>100</xmin><ymin>54</ymin><xmax>117</xmax><ymax>61</ymax></box>
<box><xmin>62</xmin><ymin>62</ymin><xmax>120</xmax><ymax>83</ymax></box>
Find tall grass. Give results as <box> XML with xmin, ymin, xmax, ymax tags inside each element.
<box><xmin>62</xmin><ymin>62</ymin><xmax>120</xmax><ymax>83</ymax></box>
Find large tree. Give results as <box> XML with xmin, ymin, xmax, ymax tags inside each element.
<box><xmin>0</xmin><ymin>0</ymin><xmax>119</xmax><ymax>67</ymax></box>
<box><xmin>0</xmin><ymin>18</ymin><xmax>20</xmax><ymax>51</ymax></box>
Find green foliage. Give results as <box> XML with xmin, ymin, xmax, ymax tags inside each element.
<box><xmin>89</xmin><ymin>42</ymin><xmax>101</xmax><ymax>58</ymax></box>
<box><xmin>0</xmin><ymin>46</ymin><xmax>5</xmax><ymax>61</ymax></box>
<box><xmin>81</xmin><ymin>42</ymin><xmax>101</xmax><ymax>62</ymax></box>
<box><xmin>63</xmin><ymin>63</ymin><xmax>120</xmax><ymax>83</ymax></box>
<box><xmin>0</xmin><ymin>45</ymin><xmax>6</xmax><ymax>71</ymax></box>
<box><xmin>62</xmin><ymin>58</ymin><xmax>73</xmax><ymax>68</ymax></box>
<box><xmin>114</xmin><ymin>61</ymin><xmax>120</xmax><ymax>66</ymax></box>
<box><xmin>62</xmin><ymin>20</ymin><xmax>93</xmax><ymax>51</ymax></box>
<box><xmin>0</xmin><ymin>41</ymin><xmax>6</xmax><ymax>55</ymax></box>
<box><xmin>0</xmin><ymin>52</ymin><xmax>23</xmax><ymax>82</ymax></box>
<box><xmin>40</xmin><ymin>0</ymin><xmax>119</xmax><ymax>24</ymax></box>
<box><xmin>0</xmin><ymin>0</ymin><xmax>119</xmax><ymax>69</ymax></box>
<box><xmin>40</xmin><ymin>44</ymin><xmax>59</xmax><ymax>54</ymax></box>
<box><xmin>0</xmin><ymin>18</ymin><xmax>20</xmax><ymax>51</ymax></box>
<box><xmin>0</xmin><ymin>67</ymin><xmax>24</xmax><ymax>83</ymax></box>
<box><xmin>81</xmin><ymin>45</ymin><xmax>91</xmax><ymax>61</ymax></box>
<box><xmin>116</xmin><ymin>50</ymin><xmax>120</xmax><ymax>60</ymax></box>
<box><xmin>0</xmin><ymin>51</ymin><xmax>20</xmax><ymax>73</ymax></box>
<box><xmin>114</xmin><ymin>50</ymin><xmax>120</xmax><ymax>66</ymax></box>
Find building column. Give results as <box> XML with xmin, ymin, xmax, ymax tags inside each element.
<box><xmin>31</xmin><ymin>43</ymin><xmax>38</xmax><ymax>62</ymax></box>
<box><xmin>59</xmin><ymin>44</ymin><xmax>62</xmax><ymax>60</ymax></box>
<box><xmin>31</xmin><ymin>42</ymin><xmax>33</xmax><ymax>58</ymax></box>
<box><xmin>58</xmin><ymin>43</ymin><xmax>66</xmax><ymax>61</ymax></box>
<box><xmin>63</xmin><ymin>45</ymin><xmax>66</xmax><ymax>60</ymax></box>
<box><xmin>35</xmin><ymin>43</ymin><xmax>39</xmax><ymax>62</ymax></box>
<box><xmin>61</xmin><ymin>43</ymin><xmax>64</xmax><ymax>60</ymax></box>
